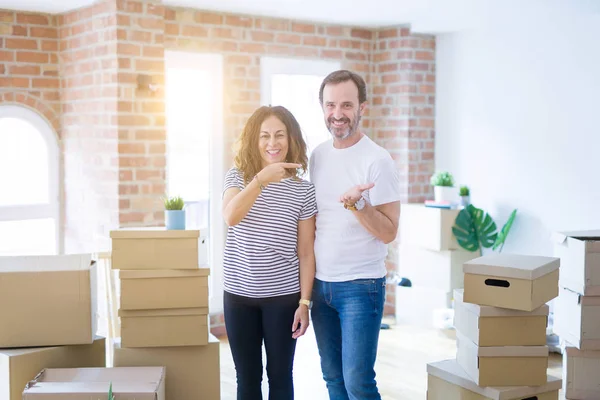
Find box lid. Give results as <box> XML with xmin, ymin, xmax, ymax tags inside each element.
<box><xmin>119</xmin><ymin>307</ymin><xmax>209</xmax><ymax>318</ymax></box>
<box><xmin>0</xmin><ymin>254</ymin><xmax>92</xmax><ymax>273</ymax></box>
<box><xmin>554</xmin><ymin>229</ymin><xmax>600</xmax><ymax>243</ymax></box>
<box><xmin>427</xmin><ymin>359</ymin><xmax>561</xmax><ymax>400</ymax></box>
<box><xmin>23</xmin><ymin>367</ymin><xmax>164</xmax><ymax>398</ymax></box>
<box><xmin>453</xmin><ymin>289</ymin><xmax>549</xmax><ymax>317</ymax></box>
<box><xmin>110</xmin><ymin>228</ymin><xmax>200</xmax><ymax>239</ymax></box>
<box><xmin>457</xmin><ymin>331</ymin><xmax>548</xmax><ymax>357</ymax></box>
<box><xmin>462</xmin><ymin>254</ymin><xmax>559</xmax><ymax>280</ymax></box>
<box><xmin>119</xmin><ymin>268</ymin><xmax>210</xmax><ymax>279</ymax></box>
<box><xmin>564</xmin><ymin>345</ymin><xmax>600</xmax><ymax>358</ymax></box>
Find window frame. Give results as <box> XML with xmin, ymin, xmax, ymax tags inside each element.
<box><xmin>0</xmin><ymin>105</ymin><xmax>62</xmax><ymax>255</ymax></box>
<box><xmin>164</xmin><ymin>50</ymin><xmax>225</xmax><ymax>314</ymax></box>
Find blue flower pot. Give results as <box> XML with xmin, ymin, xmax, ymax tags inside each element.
<box><xmin>165</xmin><ymin>210</ymin><xmax>186</xmax><ymax>230</ymax></box>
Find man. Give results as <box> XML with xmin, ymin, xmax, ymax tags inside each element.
<box><xmin>309</xmin><ymin>70</ymin><xmax>401</xmax><ymax>400</ymax></box>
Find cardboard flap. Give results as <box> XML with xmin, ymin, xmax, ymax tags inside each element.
<box><xmin>477</xmin><ymin>344</ymin><xmax>549</xmax><ymax>357</ymax></box>
<box><xmin>564</xmin><ymin>346</ymin><xmax>600</xmax><ymax>358</ymax></box>
<box><xmin>558</xmin><ymin>229</ymin><xmax>600</xmax><ymax>241</ymax></box>
<box><xmin>463</xmin><ymin>254</ymin><xmax>560</xmax><ymax>280</ymax></box>
<box><xmin>427</xmin><ymin>359</ymin><xmax>562</xmax><ymax>400</ymax></box>
<box><xmin>119</xmin><ymin>307</ymin><xmax>209</xmax><ymax>318</ymax></box>
<box><xmin>119</xmin><ymin>268</ymin><xmax>210</xmax><ymax>279</ymax></box>
<box><xmin>454</xmin><ymin>289</ymin><xmax>549</xmax><ymax>316</ymax></box>
<box><xmin>23</xmin><ymin>381</ymin><xmax>160</xmax><ymax>394</ymax></box>
<box><xmin>31</xmin><ymin>366</ymin><xmax>164</xmax><ymax>382</ymax></box>
<box><xmin>0</xmin><ymin>254</ymin><xmax>92</xmax><ymax>273</ymax></box>
<box><xmin>110</xmin><ymin>228</ymin><xmax>200</xmax><ymax>239</ymax></box>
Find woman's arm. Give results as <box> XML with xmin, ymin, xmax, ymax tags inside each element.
<box><xmin>292</xmin><ymin>215</ymin><xmax>316</xmax><ymax>339</ymax></box>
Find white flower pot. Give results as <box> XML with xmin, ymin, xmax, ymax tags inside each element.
<box><xmin>434</xmin><ymin>186</ymin><xmax>456</xmax><ymax>203</ymax></box>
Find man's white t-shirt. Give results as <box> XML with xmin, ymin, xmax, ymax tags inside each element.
<box><xmin>309</xmin><ymin>134</ymin><xmax>401</xmax><ymax>282</ymax></box>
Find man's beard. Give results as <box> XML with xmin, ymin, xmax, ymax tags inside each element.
<box><xmin>326</xmin><ymin>112</ymin><xmax>361</xmax><ymax>140</ymax></box>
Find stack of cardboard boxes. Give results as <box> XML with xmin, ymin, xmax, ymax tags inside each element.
<box><xmin>427</xmin><ymin>253</ymin><xmax>563</xmax><ymax>399</ymax></box>
<box><xmin>0</xmin><ymin>254</ymin><xmax>106</xmax><ymax>400</ymax></box>
<box><xmin>397</xmin><ymin>204</ymin><xmax>480</xmax><ymax>327</ymax></box>
<box><xmin>553</xmin><ymin>230</ymin><xmax>600</xmax><ymax>399</ymax></box>
<box><xmin>109</xmin><ymin>228</ymin><xmax>221</xmax><ymax>400</ymax></box>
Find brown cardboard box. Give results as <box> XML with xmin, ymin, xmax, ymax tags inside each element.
<box><xmin>553</xmin><ymin>230</ymin><xmax>600</xmax><ymax>296</ymax></box>
<box><xmin>399</xmin><ymin>204</ymin><xmax>461</xmax><ymax>251</ymax></box>
<box><xmin>0</xmin><ymin>254</ymin><xmax>96</xmax><ymax>348</ymax></box>
<box><xmin>119</xmin><ymin>269</ymin><xmax>209</xmax><ymax>310</ymax></box>
<box><xmin>120</xmin><ymin>307</ymin><xmax>209</xmax><ymax>347</ymax></box>
<box><xmin>554</xmin><ymin>286</ymin><xmax>600</xmax><ymax>350</ymax></box>
<box><xmin>113</xmin><ymin>334</ymin><xmax>220</xmax><ymax>400</ymax></box>
<box><xmin>456</xmin><ymin>332</ymin><xmax>549</xmax><ymax>387</ymax></box>
<box><xmin>463</xmin><ymin>254</ymin><xmax>560</xmax><ymax>312</ymax></box>
<box><xmin>563</xmin><ymin>346</ymin><xmax>600</xmax><ymax>400</ymax></box>
<box><xmin>110</xmin><ymin>228</ymin><xmax>202</xmax><ymax>270</ymax></box>
<box><xmin>22</xmin><ymin>366</ymin><xmax>165</xmax><ymax>399</ymax></box>
<box><xmin>0</xmin><ymin>337</ymin><xmax>106</xmax><ymax>400</ymax></box>
<box><xmin>427</xmin><ymin>359</ymin><xmax>561</xmax><ymax>400</ymax></box>
<box><xmin>454</xmin><ymin>289</ymin><xmax>549</xmax><ymax>347</ymax></box>
<box><xmin>399</xmin><ymin>244</ymin><xmax>480</xmax><ymax>292</ymax></box>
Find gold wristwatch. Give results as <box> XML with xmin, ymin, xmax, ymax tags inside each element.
<box><xmin>344</xmin><ymin>197</ymin><xmax>366</xmax><ymax>211</ymax></box>
<box><xmin>299</xmin><ymin>299</ymin><xmax>311</xmax><ymax>308</ymax></box>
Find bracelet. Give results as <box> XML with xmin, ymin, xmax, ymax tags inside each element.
<box><xmin>255</xmin><ymin>175</ymin><xmax>265</xmax><ymax>191</ymax></box>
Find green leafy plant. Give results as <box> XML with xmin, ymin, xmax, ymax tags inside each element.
<box><xmin>459</xmin><ymin>185</ymin><xmax>470</xmax><ymax>196</ymax></box>
<box><xmin>108</xmin><ymin>382</ymin><xmax>115</xmax><ymax>400</ymax></box>
<box><xmin>163</xmin><ymin>196</ymin><xmax>184</xmax><ymax>211</ymax></box>
<box><xmin>430</xmin><ymin>171</ymin><xmax>455</xmax><ymax>187</ymax></box>
<box><xmin>452</xmin><ymin>204</ymin><xmax>518</xmax><ymax>253</ymax></box>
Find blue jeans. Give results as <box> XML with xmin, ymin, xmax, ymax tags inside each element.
<box><xmin>311</xmin><ymin>277</ymin><xmax>385</xmax><ymax>400</ymax></box>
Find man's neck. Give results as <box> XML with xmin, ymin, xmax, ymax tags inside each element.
<box><xmin>333</xmin><ymin>130</ymin><xmax>364</xmax><ymax>149</ymax></box>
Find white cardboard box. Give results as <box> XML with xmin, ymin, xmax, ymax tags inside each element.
<box><xmin>399</xmin><ymin>204</ymin><xmax>461</xmax><ymax>251</ymax></box>
<box><xmin>553</xmin><ymin>286</ymin><xmax>600</xmax><ymax>350</ymax></box>
<box><xmin>427</xmin><ymin>359</ymin><xmax>561</xmax><ymax>400</ymax></box>
<box><xmin>395</xmin><ymin>285</ymin><xmax>452</xmax><ymax>328</ymax></box>
<box><xmin>553</xmin><ymin>230</ymin><xmax>600</xmax><ymax>296</ymax></box>
<box><xmin>563</xmin><ymin>346</ymin><xmax>600</xmax><ymax>399</ymax></box>
<box><xmin>399</xmin><ymin>244</ymin><xmax>479</xmax><ymax>292</ymax></box>
<box><xmin>453</xmin><ymin>289</ymin><xmax>548</xmax><ymax>347</ymax></box>
<box><xmin>463</xmin><ymin>254</ymin><xmax>560</xmax><ymax>312</ymax></box>
<box><xmin>456</xmin><ymin>331</ymin><xmax>549</xmax><ymax>387</ymax></box>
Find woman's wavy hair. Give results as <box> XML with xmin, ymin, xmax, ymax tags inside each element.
<box><xmin>233</xmin><ymin>105</ymin><xmax>308</xmax><ymax>184</ymax></box>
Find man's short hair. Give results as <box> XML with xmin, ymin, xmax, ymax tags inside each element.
<box><xmin>319</xmin><ymin>70</ymin><xmax>367</xmax><ymax>105</ymax></box>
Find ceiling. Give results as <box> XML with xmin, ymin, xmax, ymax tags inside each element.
<box><xmin>0</xmin><ymin>0</ymin><xmax>599</xmax><ymax>31</ymax></box>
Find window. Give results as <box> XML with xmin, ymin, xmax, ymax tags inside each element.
<box><xmin>260</xmin><ymin>57</ymin><xmax>342</xmax><ymax>171</ymax></box>
<box><xmin>165</xmin><ymin>51</ymin><xmax>225</xmax><ymax>313</ymax></box>
<box><xmin>0</xmin><ymin>106</ymin><xmax>61</xmax><ymax>255</ymax></box>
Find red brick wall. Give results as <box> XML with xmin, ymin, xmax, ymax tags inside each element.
<box><xmin>59</xmin><ymin>1</ymin><xmax>120</xmax><ymax>252</ymax></box>
<box><xmin>0</xmin><ymin>10</ymin><xmax>60</xmax><ymax>133</ymax></box>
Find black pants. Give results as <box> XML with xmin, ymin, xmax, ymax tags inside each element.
<box><xmin>224</xmin><ymin>290</ymin><xmax>300</xmax><ymax>400</ymax></box>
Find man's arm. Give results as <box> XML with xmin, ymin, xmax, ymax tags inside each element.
<box><xmin>350</xmin><ymin>200</ymin><xmax>400</xmax><ymax>244</ymax></box>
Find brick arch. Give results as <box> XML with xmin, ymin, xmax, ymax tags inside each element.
<box><xmin>0</xmin><ymin>92</ymin><xmax>60</xmax><ymax>141</ymax></box>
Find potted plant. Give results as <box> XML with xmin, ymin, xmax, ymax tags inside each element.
<box><xmin>430</xmin><ymin>171</ymin><xmax>456</xmax><ymax>203</ymax></box>
<box><xmin>459</xmin><ymin>185</ymin><xmax>470</xmax><ymax>206</ymax></box>
<box><xmin>163</xmin><ymin>195</ymin><xmax>185</xmax><ymax>230</ymax></box>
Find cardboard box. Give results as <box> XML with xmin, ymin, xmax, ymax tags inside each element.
<box><xmin>0</xmin><ymin>337</ymin><xmax>106</xmax><ymax>400</ymax></box>
<box><xmin>427</xmin><ymin>359</ymin><xmax>561</xmax><ymax>400</ymax></box>
<box><xmin>395</xmin><ymin>286</ymin><xmax>453</xmax><ymax>328</ymax></box>
<box><xmin>120</xmin><ymin>307</ymin><xmax>209</xmax><ymax>347</ymax></box>
<box><xmin>110</xmin><ymin>228</ymin><xmax>203</xmax><ymax>270</ymax></box>
<box><xmin>119</xmin><ymin>269</ymin><xmax>209</xmax><ymax>310</ymax></box>
<box><xmin>0</xmin><ymin>254</ymin><xmax>97</xmax><ymax>348</ymax></box>
<box><xmin>22</xmin><ymin>366</ymin><xmax>165</xmax><ymax>399</ymax></box>
<box><xmin>399</xmin><ymin>204</ymin><xmax>461</xmax><ymax>251</ymax></box>
<box><xmin>553</xmin><ymin>286</ymin><xmax>600</xmax><ymax>350</ymax></box>
<box><xmin>553</xmin><ymin>230</ymin><xmax>600</xmax><ymax>296</ymax></box>
<box><xmin>563</xmin><ymin>346</ymin><xmax>600</xmax><ymax>400</ymax></box>
<box><xmin>113</xmin><ymin>335</ymin><xmax>220</xmax><ymax>400</ymax></box>
<box><xmin>463</xmin><ymin>254</ymin><xmax>560</xmax><ymax>312</ymax></box>
<box><xmin>456</xmin><ymin>331</ymin><xmax>549</xmax><ymax>387</ymax></box>
<box><xmin>399</xmin><ymin>244</ymin><xmax>480</xmax><ymax>292</ymax></box>
<box><xmin>454</xmin><ymin>289</ymin><xmax>548</xmax><ymax>347</ymax></box>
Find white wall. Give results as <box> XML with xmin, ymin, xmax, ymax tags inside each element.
<box><xmin>435</xmin><ymin>15</ymin><xmax>600</xmax><ymax>257</ymax></box>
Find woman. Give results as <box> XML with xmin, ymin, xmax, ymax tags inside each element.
<box><xmin>222</xmin><ymin>105</ymin><xmax>317</xmax><ymax>400</ymax></box>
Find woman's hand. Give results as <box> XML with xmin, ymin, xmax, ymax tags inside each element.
<box><xmin>257</xmin><ymin>162</ymin><xmax>301</xmax><ymax>185</ymax></box>
<box><xmin>291</xmin><ymin>305</ymin><xmax>309</xmax><ymax>339</ymax></box>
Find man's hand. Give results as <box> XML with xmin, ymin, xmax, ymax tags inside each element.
<box><xmin>339</xmin><ymin>183</ymin><xmax>375</xmax><ymax>206</ymax></box>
